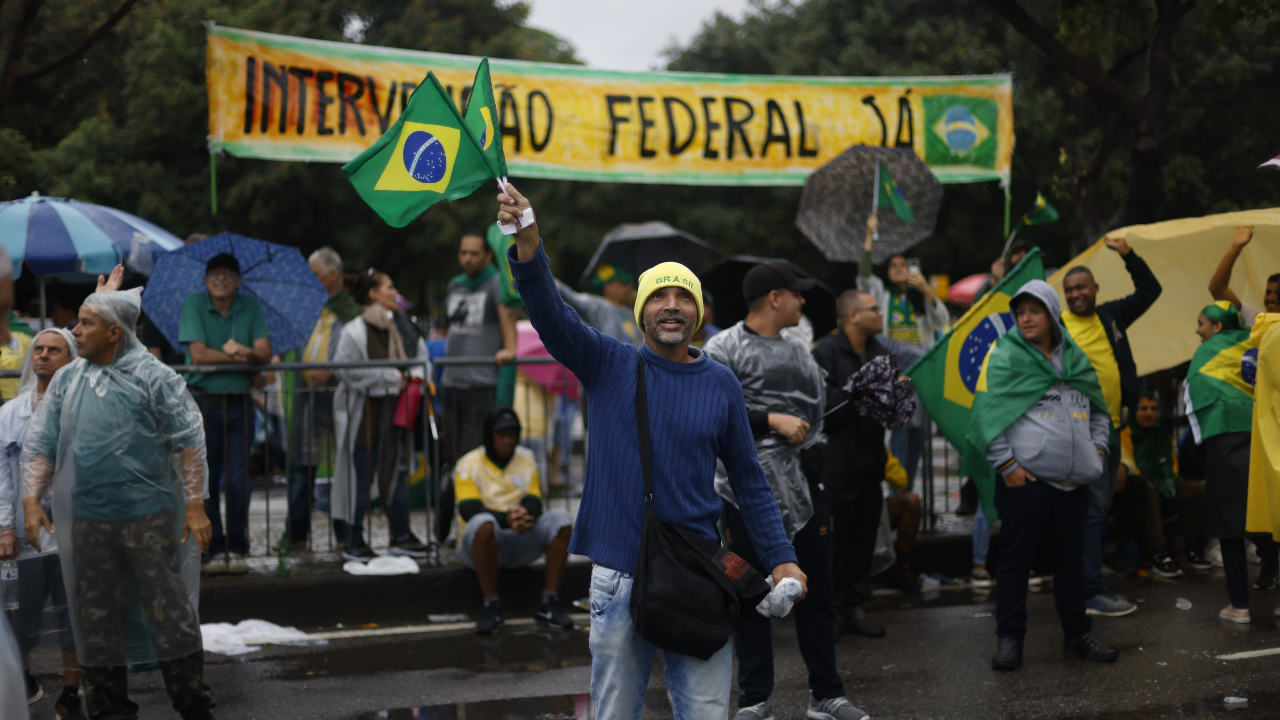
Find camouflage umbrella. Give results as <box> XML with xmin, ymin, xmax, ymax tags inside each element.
<box><xmin>796</xmin><ymin>146</ymin><xmax>943</xmax><ymax>264</ymax></box>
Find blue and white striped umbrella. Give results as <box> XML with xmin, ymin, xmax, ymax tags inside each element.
<box><xmin>0</xmin><ymin>193</ymin><xmax>183</xmax><ymax>278</ymax></box>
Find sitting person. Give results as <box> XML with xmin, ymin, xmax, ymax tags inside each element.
<box><xmin>1112</xmin><ymin>391</ymin><xmax>1207</xmax><ymax>576</ymax></box>
<box><xmin>455</xmin><ymin>407</ymin><xmax>575</xmax><ymax>634</ymax></box>
<box><xmin>882</xmin><ymin>452</ymin><xmax>922</xmax><ymax>593</ymax></box>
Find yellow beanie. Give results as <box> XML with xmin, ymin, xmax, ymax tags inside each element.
<box><xmin>633</xmin><ymin>262</ymin><xmax>704</xmax><ymax>332</ymax></box>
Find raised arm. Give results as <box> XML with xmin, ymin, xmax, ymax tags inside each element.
<box><xmin>1099</xmin><ymin>236</ymin><xmax>1162</xmax><ymax>330</ymax></box>
<box><xmin>1208</xmin><ymin>226</ymin><xmax>1253</xmax><ymax>309</ymax></box>
<box><xmin>499</xmin><ymin>183</ymin><xmax>619</xmax><ymax>387</ymax></box>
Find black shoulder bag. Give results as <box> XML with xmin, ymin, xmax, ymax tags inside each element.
<box><xmin>628</xmin><ymin>351</ymin><xmax>770</xmax><ymax>660</ymax></box>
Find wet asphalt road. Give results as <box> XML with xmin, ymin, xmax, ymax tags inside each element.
<box><xmin>26</xmin><ymin>566</ymin><xmax>1280</xmax><ymax>719</ymax></box>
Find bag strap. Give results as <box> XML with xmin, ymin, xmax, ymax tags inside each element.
<box><xmin>635</xmin><ymin>350</ymin><xmax>653</xmax><ymax>510</ymax></box>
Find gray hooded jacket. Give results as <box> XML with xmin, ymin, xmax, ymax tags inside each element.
<box><xmin>985</xmin><ymin>280</ymin><xmax>1110</xmax><ymax>490</ymax></box>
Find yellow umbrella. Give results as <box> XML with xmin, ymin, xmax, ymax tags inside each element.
<box><xmin>1047</xmin><ymin>208</ymin><xmax>1280</xmax><ymax>376</ymax></box>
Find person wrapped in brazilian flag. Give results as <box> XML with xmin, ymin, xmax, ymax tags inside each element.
<box><xmin>1184</xmin><ymin>300</ymin><xmax>1279</xmax><ymax>623</ymax></box>
<box><xmin>960</xmin><ymin>279</ymin><xmax>1117</xmax><ymax>671</ymax></box>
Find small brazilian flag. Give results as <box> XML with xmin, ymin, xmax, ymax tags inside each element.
<box><xmin>343</xmin><ymin>72</ymin><xmax>495</xmax><ymax>228</ymax></box>
<box><xmin>1023</xmin><ymin>191</ymin><xmax>1059</xmax><ymax>226</ymax></box>
<box><xmin>464</xmin><ymin>58</ymin><xmax>507</xmax><ymax>178</ymax></box>
<box><xmin>876</xmin><ymin>161</ymin><xmax>914</xmax><ymax>225</ymax></box>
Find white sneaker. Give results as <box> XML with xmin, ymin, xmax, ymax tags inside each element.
<box><xmin>202</xmin><ymin>552</ymin><xmax>229</xmax><ymax>575</ymax></box>
<box><xmin>226</xmin><ymin>554</ymin><xmax>250</xmax><ymax>575</ymax></box>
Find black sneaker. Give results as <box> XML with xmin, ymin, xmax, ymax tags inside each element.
<box><xmin>341</xmin><ymin>542</ymin><xmax>378</xmax><ymax>561</ymax></box>
<box><xmin>388</xmin><ymin>532</ymin><xmax>431</xmax><ymax>558</ymax></box>
<box><xmin>1188</xmin><ymin>551</ymin><xmax>1214</xmax><ymax>571</ymax></box>
<box><xmin>55</xmin><ymin>688</ymin><xmax>84</xmax><ymax>719</ymax></box>
<box><xmin>839</xmin><ymin>606</ymin><xmax>885</xmax><ymax>638</ymax></box>
<box><xmin>535</xmin><ymin>597</ymin><xmax>576</xmax><ymax>629</ymax></box>
<box><xmin>25</xmin><ymin>670</ymin><xmax>42</xmax><ymax>704</ymax></box>
<box><xmin>1255</xmin><ymin>564</ymin><xmax>1279</xmax><ymax>590</ymax></box>
<box><xmin>1064</xmin><ymin>631</ymin><xmax>1119</xmax><ymax>663</ymax></box>
<box><xmin>1151</xmin><ymin>553</ymin><xmax>1183</xmax><ymax>578</ymax></box>
<box><xmin>476</xmin><ymin>602</ymin><xmax>504</xmax><ymax>634</ymax></box>
<box><xmin>991</xmin><ymin>637</ymin><xmax>1022</xmax><ymax>671</ymax></box>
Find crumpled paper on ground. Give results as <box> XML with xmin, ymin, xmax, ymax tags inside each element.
<box><xmin>200</xmin><ymin>619</ymin><xmax>326</xmax><ymax>656</ymax></box>
<box><xmin>343</xmin><ymin>556</ymin><xmax>421</xmax><ymax>576</ymax></box>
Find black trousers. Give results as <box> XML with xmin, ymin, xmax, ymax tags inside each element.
<box><xmin>1221</xmin><ymin>535</ymin><xmax>1280</xmax><ymax>609</ymax></box>
<box><xmin>829</xmin><ymin>477</ymin><xmax>883</xmax><ymax>610</ymax></box>
<box><xmin>994</xmin><ymin>478</ymin><xmax>1091</xmax><ymax>642</ymax></box>
<box><xmin>724</xmin><ymin>486</ymin><xmax>844</xmax><ymax>707</ymax></box>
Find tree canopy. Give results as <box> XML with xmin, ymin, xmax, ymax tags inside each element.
<box><xmin>1</xmin><ymin>0</ymin><xmax>1277</xmax><ymax>324</ymax></box>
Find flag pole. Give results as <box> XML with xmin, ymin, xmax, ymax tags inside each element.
<box><xmin>870</xmin><ymin>161</ymin><xmax>880</xmax><ymax>242</ymax></box>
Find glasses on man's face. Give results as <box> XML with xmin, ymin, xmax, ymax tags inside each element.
<box><xmin>856</xmin><ymin>305</ymin><xmax>882</xmax><ymax>315</ymax></box>
<box><xmin>206</xmin><ymin>269</ymin><xmax>237</xmax><ymax>280</ymax></box>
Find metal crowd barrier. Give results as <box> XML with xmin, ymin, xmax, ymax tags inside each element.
<box><xmin>0</xmin><ymin>356</ymin><xmax>581</xmax><ymax>566</ymax></box>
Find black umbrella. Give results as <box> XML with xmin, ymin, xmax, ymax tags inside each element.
<box><xmin>796</xmin><ymin>146</ymin><xmax>943</xmax><ymax>264</ymax></box>
<box><xmin>700</xmin><ymin>255</ymin><xmax>836</xmax><ymax>335</ymax></box>
<box><xmin>578</xmin><ymin>221</ymin><xmax>721</xmax><ymax>286</ymax></box>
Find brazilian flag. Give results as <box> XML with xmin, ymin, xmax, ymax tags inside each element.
<box><xmin>344</xmin><ymin>72</ymin><xmax>495</xmax><ymax>228</ymax></box>
<box><xmin>1188</xmin><ymin>302</ymin><xmax>1255</xmax><ymax>440</ymax></box>
<box><xmin>1022</xmin><ymin>191</ymin><xmax>1059</xmax><ymax>226</ymax></box>
<box><xmin>905</xmin><ymin>248</ymin><xmax>1045</xmax><ymax>452</ymax></box>
<box><xmin>464</xmin><ymin>58</ymin><xmax>508</xmax><ymax>178</ymax></box>
<box><xmin>876</xmin><ymin>161</ymin><xmax>914</xmax><ymax>225</ymax></box>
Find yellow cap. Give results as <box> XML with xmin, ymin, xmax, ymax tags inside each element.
<box><xmin>633</xmin><ymin>262</ymin><xmax>704</xmax><ymax>332</ymax></box>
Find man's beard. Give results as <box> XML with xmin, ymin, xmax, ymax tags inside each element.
<box><xmin>644</xmin><ymin>310</ymin><xmax>692</xmax><ymax>347</ymax></box>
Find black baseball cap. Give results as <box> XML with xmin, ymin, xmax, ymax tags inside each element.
<box><xmin>742</xmin><ymin>260</ymin><xmax>816</xmax><ymax>301</ymax></box>
<box><xmin>206</xmin><ymin>252</ymin><xmax>241</xmax><ymax>276</ymax></box>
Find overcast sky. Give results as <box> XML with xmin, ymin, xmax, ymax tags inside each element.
<box><xmin>525</xmin><ymin>0</ymin><xmax>754</xmax><ymax>71</ymax></box>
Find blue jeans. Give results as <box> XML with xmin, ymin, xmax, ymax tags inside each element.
<box><xmin>1083</xmin><ymin>441</ymin><xmax>1120</xmax><ymax>598</ymax></box>
<box><xmin>973</xmin><ymin>506</ymin><xmax>991</xmax><ymax>566</ymax></box>
<box><xmin>334</xmin><ymin>447</ymin><xmax>411</xmax><ymax>546</ymax></box>
<box><xmin>197</xmin><ymin>393</ymin><xmax>250</xmax><ymax>556</ymax></box>
<box><xmin>588</xmin><ymin>564</ymin><xmax>733</xmax><ymax>719</ymax></box>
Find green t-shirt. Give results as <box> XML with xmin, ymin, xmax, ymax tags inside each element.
<box><xmin>178</xmin><ymin>291</ymin><xmax>271</xmax><ymax>392</ymax></box>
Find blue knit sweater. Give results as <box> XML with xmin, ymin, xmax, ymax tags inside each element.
<box><xmin>509</xmin><ymin>242</ymin><xmax>796</xmax><ymax>574</ymax></box>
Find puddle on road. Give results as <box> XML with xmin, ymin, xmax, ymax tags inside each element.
<box><xmin>266</xmin><ymin>625</ymin><xmax>591</xmax><ymax>682</ymax></box>
<box><xmin>1054</xmin><ymin>687</ymin><xmax>1280</xmax><ymax>719</ymax></box>
<box><xmin>351</xmin><ymin>693</ymin><xmax>592</xmax><ymax>719</ymax></box>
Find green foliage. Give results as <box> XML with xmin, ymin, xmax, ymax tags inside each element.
<box><xmin>0</xmin><ymin>0</ymin><xmax>1277</xmax><ymax>324</ymax></box>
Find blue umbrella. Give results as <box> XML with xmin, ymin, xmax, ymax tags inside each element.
<box><xmin>0</xmin><ymin>193</ymin><xmax>183</xmax><ymax>278</ymax></box>
<box><xmin>141</xmin><ymin>233</ymin><xmax>328</xmax><ymax>355</ymax></box>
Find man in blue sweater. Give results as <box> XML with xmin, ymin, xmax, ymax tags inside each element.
<box><xmin>499</xmin><ymin>185</ymin><xmax>806</xmax><ymax>719</ymax></box>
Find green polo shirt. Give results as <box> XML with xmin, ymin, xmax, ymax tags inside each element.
<box><xmin>178</xmin><ymin>290</ymin><xmax>271</xmax><ymax>392</ymax></box>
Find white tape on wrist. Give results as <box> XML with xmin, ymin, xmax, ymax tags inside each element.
<box><xmin>498</xmin><ymin>207</ymin><xmax>535</xmax><ymax>235</ymax></box>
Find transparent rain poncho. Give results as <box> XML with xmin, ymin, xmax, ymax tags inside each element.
<box><xmin>0</xmin><ymin>328</ymin><xmax>78</xmax><ymax>557</ymax></box>
<box><xmin>706</xmin><ymin>323</ymin><xmax>826</xmax><ymax>541</ymax></box>
<box><xmin>21</xmin><ymin>289</ymin><xmax>209</xmax><ymax>667</ymax></box>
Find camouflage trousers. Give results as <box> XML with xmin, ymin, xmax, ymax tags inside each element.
<box><xmin>71</xmin><ymin>511</ymin><xmax>202</xmax><ymax>666</ymax></box>
<box><xmin>82</xmin><ymin>651</ymin><xmax>215</xmax><ymax>720</ymax></box>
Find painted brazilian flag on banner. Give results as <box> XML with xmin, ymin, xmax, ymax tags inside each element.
<box><xmin>922</xmin><ymin>95</ymin><xmax>998</xmax><ymax>171</ymax></box>
<box><xmin>905</xmin><ymin>247</ymin><xmax>1045</xmax><ymax>450</ymax></box>
<box><xmin>464</xmin><ymin>58</ymin><xmax>507</xmax><ymax>178</ymax></box>
<box><xmin>344</xmin><ymin>72</ymin><xmax>495</xmax><ymax>228</ymax></box>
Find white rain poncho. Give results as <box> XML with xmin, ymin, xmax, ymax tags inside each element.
<box><xmin>0</xmin><ymin>328</ymin><xmax>77</xmax><ymax>559</ymax></box>
<box><xmin>705</xmin><ymin>322</ymin><xmax>826</xmax><ymax>541</ymax></box>
<box><xmin>21</xmin><ymin>289</ymin><xmax>209</xmax><ymax>667</ymax></box>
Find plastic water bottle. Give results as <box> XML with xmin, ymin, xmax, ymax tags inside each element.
<box><xmin>1</xmin><ymin>560</ymin><xmax>18</xmax><ymax>610</ymax></box>
<box><xmin>756</xmin><ymin>577</ymin><xmax>803</xmax><ymax>618</ymax></box>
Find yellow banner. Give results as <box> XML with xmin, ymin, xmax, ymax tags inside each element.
<box><xmin>207</xmin><ymin>25</ymin><xmax>1013</xmax><ymax>186</ymax></box>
